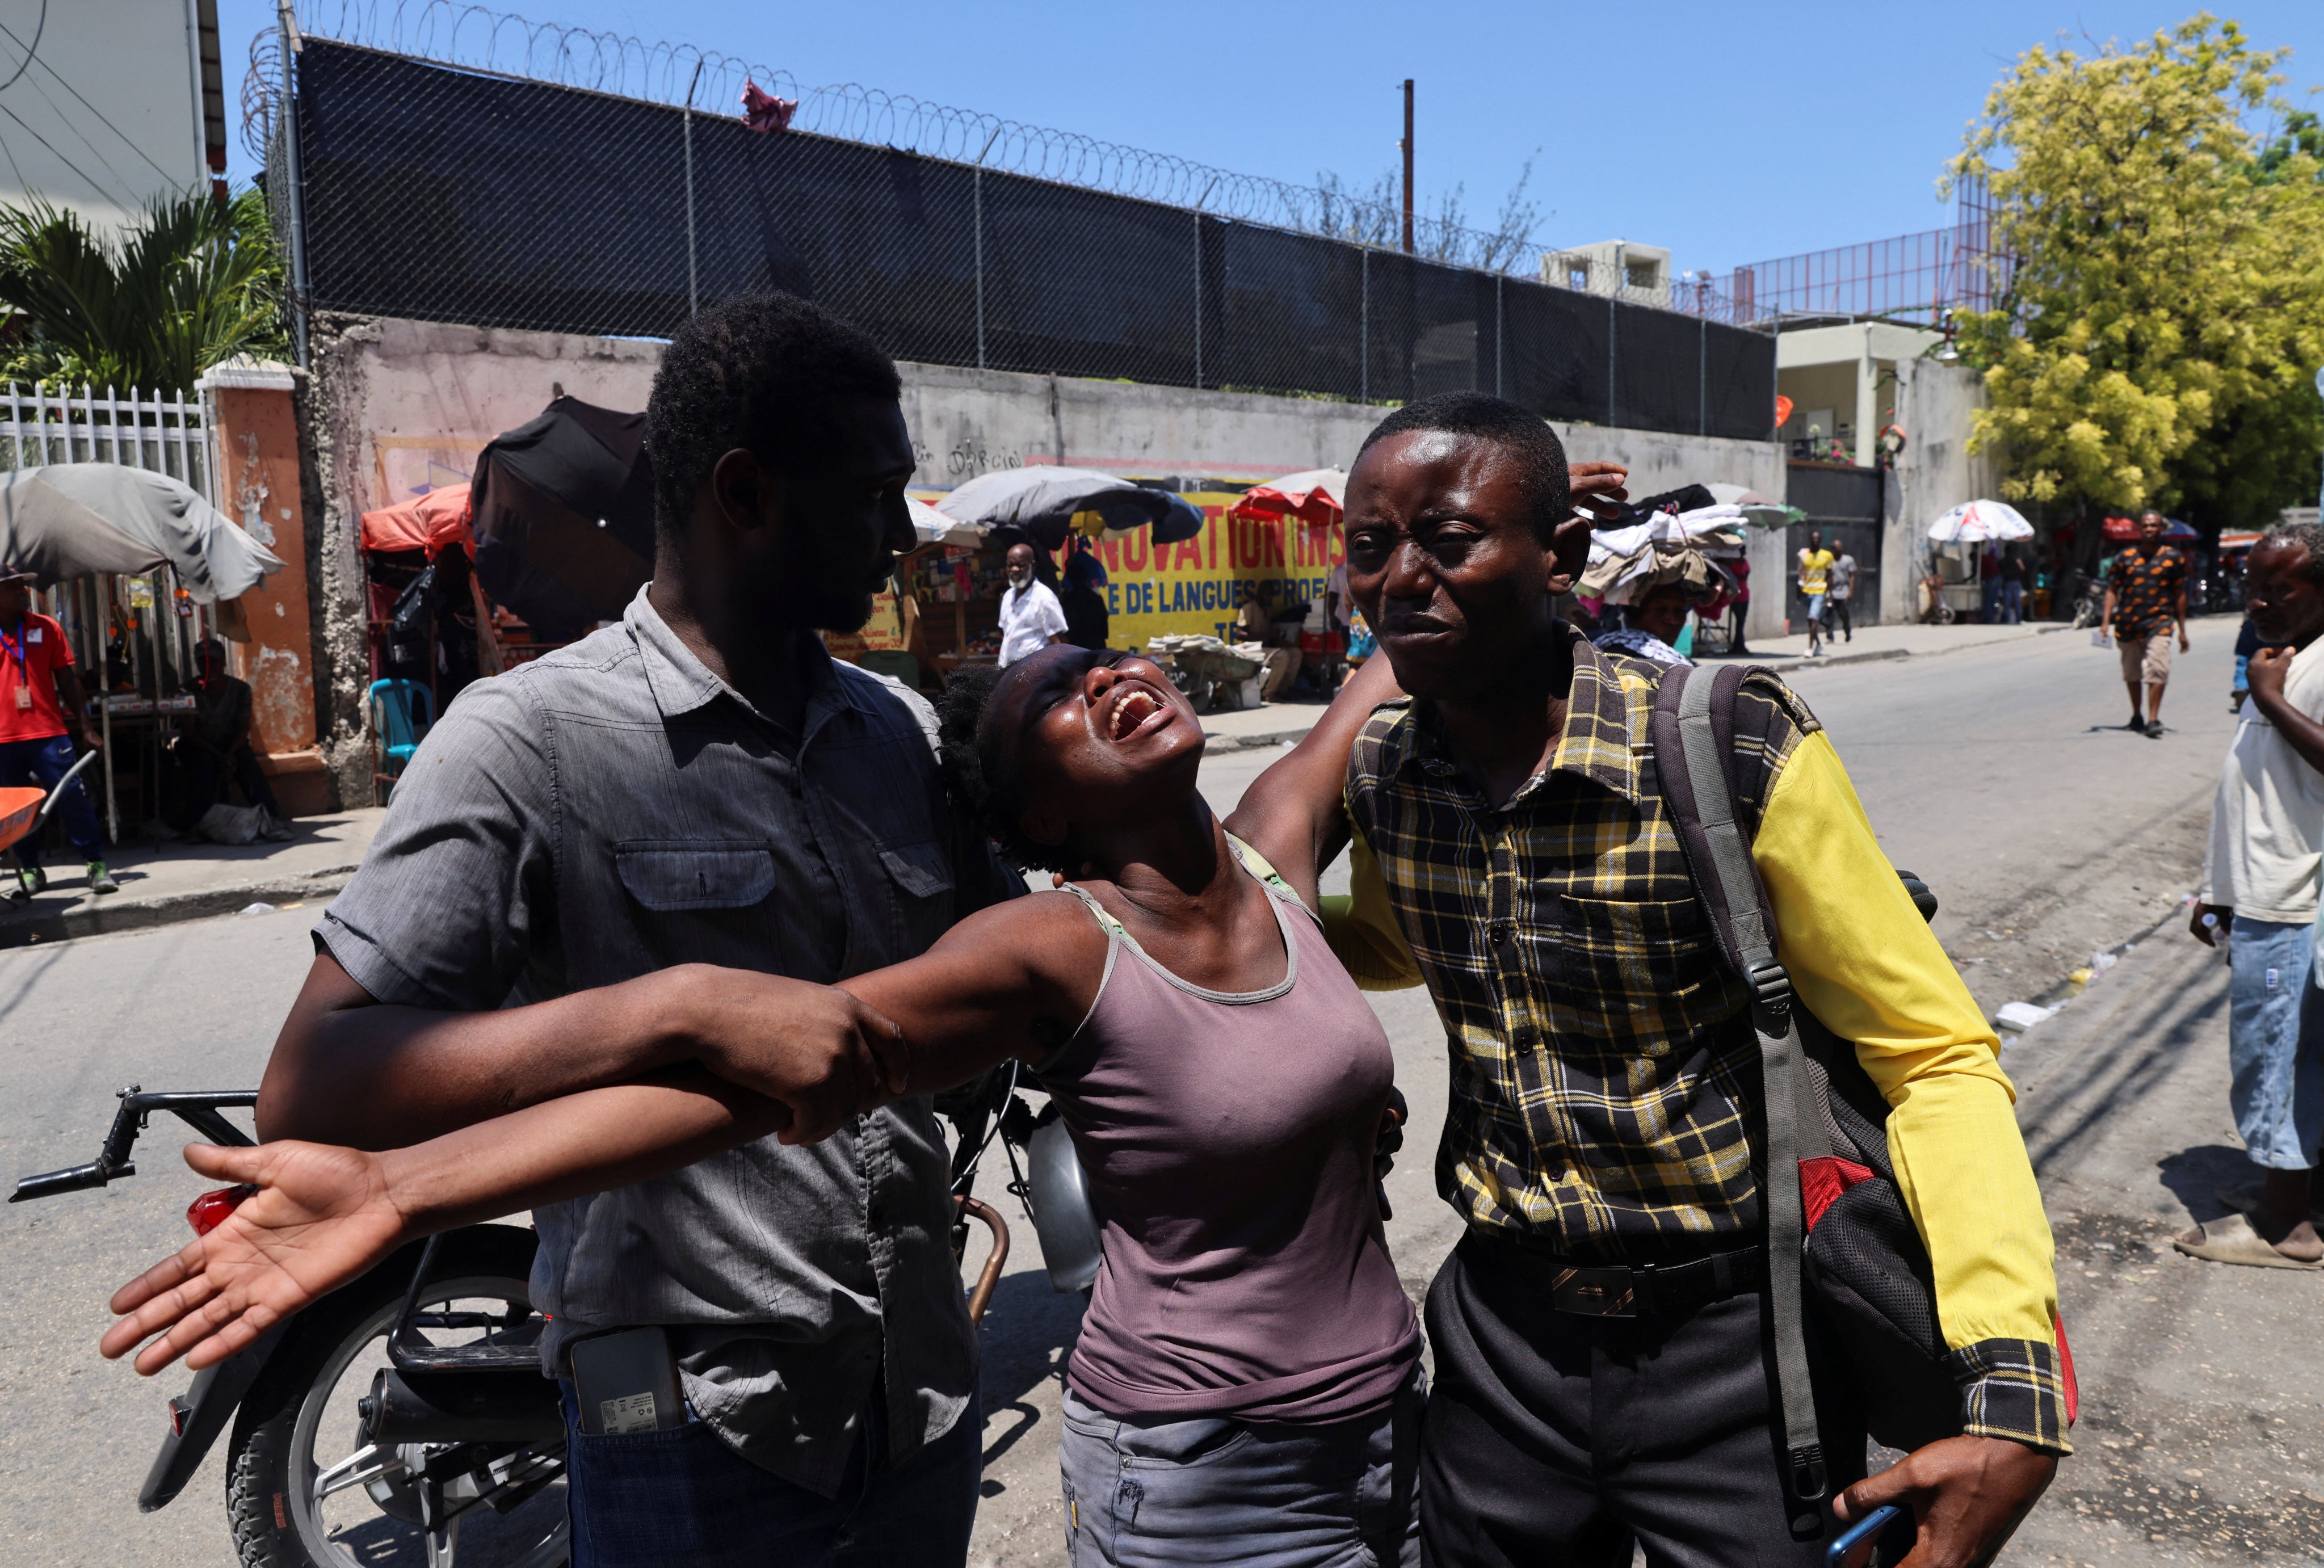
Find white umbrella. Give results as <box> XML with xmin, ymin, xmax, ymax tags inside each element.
<box><xmin>936</xmin><ymin>465</ymin><xmax>1184</xmax><ymax>548</ymax></box>
<box><xmin>1927</xmin><ymin>500</ymin><xmax>2034</xmax><ymax>544</ymax></box>
<box><xmin>906</xmin><ymin>496</ymin><xmax>982</xmax><ymax>548</ymax></box>
<box><xmin>0</xmin><ymin>464</ymin><xmax>285</xmax><ymax>600</ymax></box>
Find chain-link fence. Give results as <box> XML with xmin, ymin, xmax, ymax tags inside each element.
<box><xmin>260</xmin><ymin>6</ymin><xmax>1775</xmax><ymax>440</ymax></box>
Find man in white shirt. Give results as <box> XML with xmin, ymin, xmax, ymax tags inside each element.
<box><xmin>2187</xmin><ymin>525</ymin><xmax>2324</xmax><ymax>1266</ymax></box>
<box><xmin>1324</xmin><ymin>558</ymin><xmax>1354</xmax><ymax>692</ymax></box>
<box><xmin>995</xmin><ymin>541</ymin><xmax>1068</xmax><ymax>667</ymax></box>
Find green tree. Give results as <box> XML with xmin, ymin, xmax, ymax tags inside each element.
<box><xmin>1952</xmin><ymin>14</ymin><xmax>2324</xmax><ymax>525</ymax></box>
<box><xmin>0</xmin><ymin>187</ymin><xmax>287</xmax><ymax>393</ymax></box>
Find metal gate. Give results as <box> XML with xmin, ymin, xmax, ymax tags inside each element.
<box><xmin>1783</xmin><ymin>461</ymin><xmax>1882</xmax><ymax>631</ymax></box>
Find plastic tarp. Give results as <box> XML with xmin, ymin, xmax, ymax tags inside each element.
<box><xmin>1228</xmin><ymin>468</ymin><xmax>1346</xmax><ymax>527</ymax></box>
<box><xmin>0</xmin><ymin>464</ymin><xmax>285</xmax><ymax>601</ymax></box>
<box><xmin>362</xmin><ymin>482</ymin><xmax>475</xmax><ymax>557</ymax></box>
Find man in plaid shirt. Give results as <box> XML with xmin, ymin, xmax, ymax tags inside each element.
<box><xmin>1239</xmin><ymin>394</ymin><xmax>2065</xmax><ymax>1566</ymax></box>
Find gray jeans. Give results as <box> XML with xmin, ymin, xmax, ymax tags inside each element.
<box><xmin>1058</xmin><ymin>1367</ymin><xmax>1424</xmax><ymax>1567</ymax></box>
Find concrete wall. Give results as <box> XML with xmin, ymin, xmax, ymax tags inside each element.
<box><xmin>1885</xmin><ymin>358</ymin><xmax>1997</xmax><ymax>623</ymax></box>
<box><xmin>300</xmin><ymin>315</ymin><xmax>1785</xmax><ymax>796</ymax></box>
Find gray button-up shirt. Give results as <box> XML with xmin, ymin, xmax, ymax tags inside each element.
<box><xmin>320</xmin><ymin>588</ymin><xmax>1008</xmax><ymax>1494</ymax></box>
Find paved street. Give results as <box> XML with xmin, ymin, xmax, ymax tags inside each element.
<box><xmin>3</xmin><ymin>619</ymin><xmax>2314</xmax><ymax>1567</ymax></box>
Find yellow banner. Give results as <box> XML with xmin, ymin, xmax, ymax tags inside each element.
<box><xmin>1087</xmin><ymin>491</ymin><xmax>1341</xmax><ymax>646</ymax></box>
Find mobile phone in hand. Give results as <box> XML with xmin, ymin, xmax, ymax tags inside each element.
<box><xmin>1825</xmin><ymin>1504</ymin><xmax>1904</xmax><ymax>1568</ymax></box>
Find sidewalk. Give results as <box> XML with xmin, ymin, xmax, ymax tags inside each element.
<box><xmin>0</xmin><ymin>808</ymin><xmax>385</xmax><ymax>946</ymax></box>
<box><xmin>1200</xmin><ymin>694</ymin><xmax>1333</xmax><ymax>751</ymax></box>
<box><xmin>1716</xmin><ymin>618</ymin><xmax>2075</xmax><ymax>667</ymax></box>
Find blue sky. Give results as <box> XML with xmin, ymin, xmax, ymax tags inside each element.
<box><xmin>221</xmin><ymin>2</ymin><xmax>2324</xmax><ymax>276</ymax></box>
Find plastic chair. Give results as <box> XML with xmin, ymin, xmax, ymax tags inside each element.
<box><xmin>368</xmin><ymin>679</ymin><xmax>436</xmax><ymax>805</ymax></box>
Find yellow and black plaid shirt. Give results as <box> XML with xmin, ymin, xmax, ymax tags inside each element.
<box><xmin>1340</xmin><ymin>629</ymin><xmax>2072</xmax><ymax>1451</ymax></box>
<box><xmin>1344</xmin><ymin>630</ymin><xmax>1803</xmax><ymax>1256</ymax></box>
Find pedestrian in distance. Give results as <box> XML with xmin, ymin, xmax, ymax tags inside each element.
<box><xmin>2183</xmin><ymin>522</ymin><xmax>2324</xmax><ymax>1268</ymax></box>
<box><xmin>1796</xmin><ymin>528</ymin><xmax>1834</xmax><ymax>655</ymax></box>
<box><xmin>106</xmin><ymin>639</ymin><xmax>1439</xmax><ymax>1567</ymax></box>
<box><xmin>1235</xmin><ymin>393</ymin><xmax>2067</xmax><ymax>1568</ymax></box>
<box><xmin>1726</xmin><ymin>553</ymin><xmax>1752</xmax><ymax>654</ymax></box>
<box><xmin>1825</xmin><ymin>546</ymin><xmax>1856</xmax><ymax>642</ymax></box>
<box><xmin>2100</xmin><ymin>508</ymin><xmax>2191</xmax><ymax>737</ymax></box>
<box><xmin>1999</xmin><ymin>547</ymin><xmax>2030</xmax><ymax>627</ymax></box>
<box><xmin>200</xmin><ymin>293</ymin><xmax>1028</xmax><ymax>1568</ymax></box>
<box><xmin>1059</xmin><ymin>537</ymin><xmax>1111</xmax><ymax>652</ymax></box>
<box><xmin>997</xmin><ymin>540</ymin><xmax>1069</xmax><ymax>666</ymax></box>
<box><xmin>0</xmin><ymin>562</ymin><xmax>114</xmax><ymax>897</ymax></box>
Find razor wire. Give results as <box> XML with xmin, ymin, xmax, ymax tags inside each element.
<box><xmin>249</xmin><ymin>5</ymin><xmax>1776</xmax><ymax>439</ymax></box>
<box><xmin>280</xmin><ymin>0</ymin><xmax>1554</xmax><ymax>272</ymax></box>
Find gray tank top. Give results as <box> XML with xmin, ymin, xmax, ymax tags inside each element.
<box><xmin>1037</xmin><ymin>843</ymin><xmax>1420</xmax><ymax>1423</ymax></box>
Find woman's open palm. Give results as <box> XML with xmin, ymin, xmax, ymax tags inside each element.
<box><xmin>100</xmin><ymin>1140</ymin><xmax>411</xmax><ymax>1375</ymax></box>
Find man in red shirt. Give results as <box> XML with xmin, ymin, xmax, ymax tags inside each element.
<box><xmin>0</xmin><ymin>566</ymin><xmax>114</xmax><ymax>895</ymax></box>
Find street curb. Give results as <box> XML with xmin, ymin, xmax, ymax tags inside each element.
<box><xmin>0</xmin><ymin>865</ymin><xmax>360</xmax><ymax>947</ymax></box>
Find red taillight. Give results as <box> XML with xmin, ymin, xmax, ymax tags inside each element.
<box><xmin>186</xmin><ymin>1184</ymin><xmax>257</xmax><ymax>1236</ymax></box>
<box><xmin>168</xmin><ymin>1396</ymin><xmax>192</xmax><ymax>1437</ymax></box>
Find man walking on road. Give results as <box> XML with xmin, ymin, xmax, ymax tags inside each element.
<box><xmin>2184</xmin><ymin>523</ymin><xmax>2324</xmax><ymax>1267</ymax></box>
<box><xmin>253</xmin><ymin>293</ymin><xmax>1016</xmax><ymax>1566</ymax></box>
<box><xmin>1796</xmin><ymin>528</ymin><xmax>1834</xmax><ymax>655</ymax></box>
<box><xmin>2102</xmin><ymin>508</ymin><xmax>2190</xmax><ymax>737</ymax></box>
<box><xmin>1825</xmin><ymin>546</ymin><xmax>1856</xmax><ymax>643</ymax></box>
<box><xmin>1244</xmin><ymin>394</ymin><xmax>2066</xmax><ymax>1568</ymax></box>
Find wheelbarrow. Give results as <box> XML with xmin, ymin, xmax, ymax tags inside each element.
<box><xmin>0</xmin><ymin>746</ymin><xmax>100</xmax><ymax>856</ymax></box>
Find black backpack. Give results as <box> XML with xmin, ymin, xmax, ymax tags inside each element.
<box><xmin>1648</xmin><ymin>663</ymin><xmax>2075</xmax><ymax>1506</ymax></box>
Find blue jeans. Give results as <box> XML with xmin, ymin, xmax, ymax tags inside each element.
<box><xmin>2228</xmin><ymin>917</ymin><xmax>2324</xmax><ymax>1170</ymax></box>
<box><xmin>560</xmin><ymin>1381</ymin><xmax>981</xmax><ymax>1568</ymax></box>
<box><xmin>0</xmin><ymin>734</ymin><xmax>100</xmax><ymax>865</ymax></box>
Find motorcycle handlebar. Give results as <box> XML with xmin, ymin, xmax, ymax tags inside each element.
<box><xmin>10</xmin><ymin>1161</ymin><xmax>128</xmax><ymax>1202</ymax></box>
<box><xmin>7</xmin><ymin>1084</ymin><xmax>258</xmax><ymax>1205</ymax></box>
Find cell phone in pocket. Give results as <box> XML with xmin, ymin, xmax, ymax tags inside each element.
<box><xmin>569</xmin><ymin>1326</ymin><xmax>686</xmax><ymax>1435</ymax></box>
<box><xmin>1824</xmin><ymin>1504</ymin><xmax>1905</xmax><ymax>1568</ymax></box>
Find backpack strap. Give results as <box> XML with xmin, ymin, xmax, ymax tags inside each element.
<box><xmin>1648</xmin><ymin>663</ymin><xmax>1829</xmax><ymax>1517</ymax></box>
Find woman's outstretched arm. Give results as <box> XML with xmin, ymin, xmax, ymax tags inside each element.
<box><xmin>1224</xmin><ymin>654</ymin><xmax>1403</xmax><ymax>909</ymax></box>
<box><xmin>104</xmin><ymin>894</ymin><xmax>1108</xmax><ymax>1376</ymax></box>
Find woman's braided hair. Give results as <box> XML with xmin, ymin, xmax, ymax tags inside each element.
<box><xmin>935</xmin><ymin>665</ymin><xmax>1071</xmax><ymax>875</ymax></box>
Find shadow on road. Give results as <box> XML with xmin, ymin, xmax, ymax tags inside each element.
<box><xmin>974</xmin><ymin>1268</ymin><xmax>1083</xmax><ymax>1474</ymax></box>
<box><xmin>2158</xmin><ymin>1144</ymin><xmax>2267</xmax><ymax>1225</ymax></box>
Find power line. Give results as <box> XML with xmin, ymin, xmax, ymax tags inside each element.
<box><xmin>12</xmin><ymin>65</ymin><xmax>152</xmax><ymax>204</ymax></box>
<box><xmin>0</xmin><ymin>0</ymin><xmax>44</xmax><ymax>95</ymax></box>
<box><xmin>0</xmin><ymin>18</ymin><xmax>180</xmax><ymax>188</ymax></box>
<box><xmin>0</xmin><ymin>98</ymin><xmax>135</xmax><ymax>209</ymax></box>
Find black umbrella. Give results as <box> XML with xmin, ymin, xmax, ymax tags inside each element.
<box><xmin>467</xmin><ymin>397</ymin><xmax>657</xmax><ymax>641</ymax></box>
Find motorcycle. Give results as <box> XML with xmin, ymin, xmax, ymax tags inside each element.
<box><xmin>14</xmin><ymin>1078</ymin><xmax>1094</xmax><ymax>1567</ymax></box>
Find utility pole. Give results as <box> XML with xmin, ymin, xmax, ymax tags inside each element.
<box><xmin>1400</xmin><ymin>79</ymin><xmax>1415</xmax><ymax>255</ymax></box>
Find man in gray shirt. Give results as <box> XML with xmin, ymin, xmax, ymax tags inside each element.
<box><xmin>258</xmin><ymin>294</ymin><xmax>1016</xmax><ymax>1564</ymax></box>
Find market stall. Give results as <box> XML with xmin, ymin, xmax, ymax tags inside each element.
<box><xmin>0</xmin><ymin>463</ymin><xmax>286</xmax><ymax>835</ymax></box>
<box><xmin>1923</xmin><ymin>499</ymin><xmax>2035</xmax><ymax>623</ymax></box>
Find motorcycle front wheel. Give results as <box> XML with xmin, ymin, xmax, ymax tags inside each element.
<box><xmin>224</xmin><ymin>1226</ymin><xmax>568</xmax><ymax>1568</ymax></box>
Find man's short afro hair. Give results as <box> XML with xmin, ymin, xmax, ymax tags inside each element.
<box><xmin>1354</xmin><ymin>392</ymin><xmax>1571</xmax><ymax>544</ymax></box>
<box><xmin>644</xmin><ymin>292</ymin><xmax>902</xmax><ymax>538</ymax></box>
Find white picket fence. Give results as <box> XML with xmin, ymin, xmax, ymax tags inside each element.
<box><xmin>0</xmin><ymin>381</ymin><xmax>213</xmax><ymax>501</ymax></box>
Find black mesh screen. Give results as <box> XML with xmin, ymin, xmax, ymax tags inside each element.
<box><xmin>291</xmin><ymin>40</ymin><xmax>1774</xmax><ymax>441</ymax></box>
<box><xmin>1501</xmin><ymin>281</ymin><xmax>1610</xmax><ymax>424</ymax></box>
<box><xmin>1612</xmin><ymin>301</ymin><xmax>1703</xmax><ymax>434</ymax></box>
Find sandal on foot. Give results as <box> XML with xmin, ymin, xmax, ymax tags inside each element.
<box><xmin>2172</xmin><ymin>1211</ymin><xmax>2323</xmax><ymax>1269</ymax></box>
